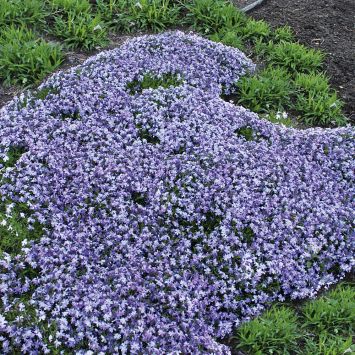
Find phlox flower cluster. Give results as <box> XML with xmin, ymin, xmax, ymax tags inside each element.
<box><xmin>0</xmin><ymin>31</ymin><xmax>354</xmax><ymax>354</ymax></box>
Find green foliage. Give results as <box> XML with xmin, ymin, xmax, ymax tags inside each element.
<box><xmin>295</xmin><ymin>72</ymin><xmax>330</xmax><ymax>93</ymax></box>
<box><xmin>0</xmin><ymin>0</ymin><xmax>45</xmax><ymax>28</ymax></box>
<box><xmin>0</xmin><ymin>202</ymin><xmax>44</xmax><ymax>256</ymax></box>
<box><xmin>237</xmin><ymin>66</ymin><xmax>292</xmax><ymax>113</ymax></box>
<box><xmin>236</xmin><ymin>306</ymin><xmax>301</xmax><ymax>354</ymax></box>
<box><xmin>303</xmin><ymin>333</ymin><xmax>353</xmax><ymax>355</ymax></box>
<box><xmin>294</xmin><ymin>72</ymin><xmax>346</xmax><ymax>126</ymax></box>
<box><xmin>301</xmin><ymin>284</ymin><xmax>355</xmax><ymax>335</ymax></box>
<box><xmin>235</xmin><ymin>126</ymin><xmax>254</xmax><ymax>141</ymax></box>
<box><xmin>49</xmin><ymin>0</ymin><xmax>92</xmax><ymax>15</ymax></box>
<box><xmin>209</xmin><ymin>29</ymin><xmax>244</xmax><ymax>50</ymax></box>
<box><xmin>98</xmin><ymin>0</ymin><xmax>181</xmax><ymax>32</ymax></box>
<box><xmin>267</xmin><ymin>41</ymin><xmax>324</xmax><ymax>74</ymax></box>
<box><xmin>232</xmin><ymin>283</ymin><xmax>355</xmax><ymax>355</ymax></box>
<box><xmin>0</xmin><ymin>26</ymin><xmax>63</xmax><ymax>86</ymax></box>
<box><xmin>127</xmin><ymin>73</ymin><xmax>183</xmax><ymax>94</ymax></box>
<box><xmin>184</xmin><ymin>0</ymin><xmax>246</xmax><ymax>33</ymax></box>
<box><xmin>295</xmin><ymin>88</ymin><xmax>346</xmax><ymax>126</ymax></box>
<box><xmin>124</xmin><ymin>0</ymin><xmax>181</xmax><ymax>32</ymax></box>
<box><xmin>50</xmin><ymin>12</ymin><xmax>108</xmax><ymax>50</ymax></box>
<box><xmin>273</xmin><ymin>25</ymin><xmax>294</xmax><ymax>43</ymax></box>
<box><xmin>242</xmin><ymin>19</ymin><xmax>271</xmax><ymax>43</ymax></box>
<box><xmin>96</xmin><ymin>0</ymin><xmax>128</xmax><ymax>28</ymax></box>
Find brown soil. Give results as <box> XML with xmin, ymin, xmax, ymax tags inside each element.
<box><xmin>250</xmin><ymin>0</ymin><xmax>355</xmax><ymax>121</ymax></box>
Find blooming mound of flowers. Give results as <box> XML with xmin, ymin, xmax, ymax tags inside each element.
<box><xmin>0</xmin><ymin>31</ymin><xmax>354</xmax><ymax>354</ymax></box>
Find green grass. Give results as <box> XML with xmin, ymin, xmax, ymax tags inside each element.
<box><xmin>236</xmin><ymin>306</ymin><xmax>302</xmax><ymax>354</ymax></box>
<box><xmin>0</xmin><ymin>26</ymin><xmax>63</xmax><ymax>86</ymax></box>
<box><xmin>232</xmin><ymin>283</ymin><xmax>355</xmax><ymax>355</ymax></box>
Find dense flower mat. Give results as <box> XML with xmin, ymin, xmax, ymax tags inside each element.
<box><xmin>0</xmin><ymin>32</ymin><xmax>354</xmax><ymax>353</ymax></box>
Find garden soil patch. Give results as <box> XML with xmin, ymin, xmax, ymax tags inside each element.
<box><xmin>250</xmin><ymin>0</ymin><xmax>355</xmax><ymax>121</ymax></box>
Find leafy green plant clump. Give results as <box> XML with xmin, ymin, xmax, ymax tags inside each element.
<box><xmin>50</xmin><ymin>11</ymin><xmax>108</xmax><ymax>50</ymax></box>
<box><xmin>294</xmin><ymin>73</ymin><xmax>346</xmax><ymax>126</ymax></box>
<box><xmin>233</xmin><ymin>283</ymin><xmax>355</xmax><ymax>355</ymax></box>
<box><xmin>97</xmin><ymin>0</ymin><xmax>181</xmax><ymax>32</ymax></box>
<box><xmin>0</xmin><ymin>26</ymin><xmax>63</xmax><ymax>86</ymax></box>
<box><xmin>267</xmin><ymin>41</ymin><xmax>324</xmax><ymax>74</ymax></box>
<box><xmin>184</xmin><ymin>0</ymin><xmax>246</xmax><ymax>33</ymax></box>
<box><xmin>237</xmin><ymin>66</ymin><xmax>292</xmax><ymax>113</ymax></box>
<box><xmin>0</xmin><ymin>0</ymin><xmax>45</xmax><ymax>28</ymax></box>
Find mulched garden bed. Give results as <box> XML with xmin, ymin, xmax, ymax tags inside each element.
<box><xmin>249</xmin><ymin>0</ymin><xmax>355</xmax><ymax>121</ymax></box>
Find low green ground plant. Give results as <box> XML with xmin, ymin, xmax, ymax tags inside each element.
<box><xmin>232</xmin><ymin>283</ymin><xmax>355</xmax><ymax>355</ymax></box>
<box><xmin>235</xmin><ymin>306</ymin><xmax>302</xmax><ymax>354</ymax></box>
<box><xmin>97</xmin><ymin>0</ymin><xmax>182</xmax><ymax>32</ymax></box>
<box><xmin>237</xmin><ymin>66</ymin><xmax>292</xmax><ymax>113</ymax></box>
<box><xmin>184</xmin><ymin>0</ymin><xmax>246</xmax><ymax>33</ymax></box>
<box><xmin>294</xmin><ymin>73</ymin><xmax>346</xmax><ymax>126</ymax></box>
<box><xmin>267</xmin><ymin>41</ymin><xmax>324</xmax><ymax>74</ymax></box>
<box><xmin>50</xmin><ymin>12</ymin><xmax>108</xmax><ymax>50</ymax></box>
<box><xmin>48</xmin><ymin>0</ymin><xmax>92</xmax><ymax>15</ymax></box>
<box><xmin>242</xmin><ymin>18</ymin><xmax>271</xmax><ymax>43</ymax></box>
<box><xmin>273</xmin><ymin>25</ymin><xmax>294</xmax><ymax>43</ymax></box>
<box><xmin>209</xmin><ymin>30</ymin><xmax>244</xmax><ymax>50</ymax></box>
<box><xmin>0</xmin><ymin>0</ymin><xmax>45</xmax><ymax>28</ymax></box>
<box><xmin>0</xmin><ymin>26</ymin><xmax>63</xmax><ymax>86</ymax></box>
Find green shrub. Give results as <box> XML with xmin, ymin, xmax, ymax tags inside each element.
<box><xmin>0</xmin><ymin>0</ymin><xmax>45</xmax><ymax>28</ymax></box>
<box><xmin>0</xmin><ymin>26</ymin><xmax>63</xmax><ymax>86</ymax></box>
<box><xmin>237</xmin><ymin>66</ymin><xmax>292</xmax><ymax>113</ymax></box>
<box><xmin>267</xmin><ymin>41</ymin><xmax>324</xmax><ymax>74</ymax></box>
<box><xmin>50</xmin><ymin>12</ymin><xmax>108</xmax><ymax>50</ymax></box>
<box><xmin>236</xmin><ymin>306</ymin><xmax>302</xmax><ymax>354</ymax></box>
<box><xmin>184</xmin><ymin>0</ymin><xmax>246</xmax><ymax>33</ymax></box>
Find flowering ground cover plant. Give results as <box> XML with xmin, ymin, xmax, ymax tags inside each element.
<box><xmin>0</xmin><ymin>31</ymin><xmax>354</xmax><ymax>354</ymax></box>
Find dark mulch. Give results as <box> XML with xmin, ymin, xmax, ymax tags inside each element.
<box><xmin>250</xmin><ymin>0</ymin><xmax>355</xmax><ymax>121</ymax></box>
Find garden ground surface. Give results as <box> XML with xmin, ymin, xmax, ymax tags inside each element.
<box><xmin>249</xmin><ymin>0</ymin><xmax>355</xmax><ymax>121</ymax></box>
